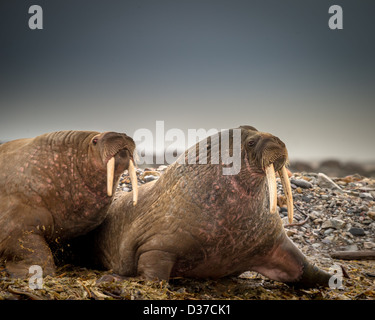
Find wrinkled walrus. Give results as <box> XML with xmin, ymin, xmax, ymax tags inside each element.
<box><xmin>90</xmin><ymin>126</ymin><xmax>332</xmax><ymax>288</ymax></box>
<box><xmin>0</xmin><ymin>130</ymin><xmax>138</xmax><ymax>278</ymax></box>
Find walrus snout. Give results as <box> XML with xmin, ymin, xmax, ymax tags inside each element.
<box><xmin>245</xmin><ymin>131</ymin><xmax>293</xmax><ymax>222</ymax></box>
<box><xmin>91</xmin><ymin>132</ymin><xmax>138</xmax><ymax>201</ymax></box>
<box><xmin>259</xmin><ymin>136</ymin><xmax>288</xmax><ymax>172</ymax></box>
<box><xmin>97</xmin><ymin>132</ymin><xmax>135</xmax><ymax>163</ymax></box>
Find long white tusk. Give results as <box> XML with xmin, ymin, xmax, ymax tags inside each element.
<box><xmin>107</xmin><ymin>157</ymin><xmax>115</xmax><ymax>197</ymax></box>
<box><xmin>265</xmin><ymin>163</ymin><xmax>277</xmax><ymax>214</ymax></box>
<box><xmin>128</xmin><ymin>159</ymin><xmax>138</xmax><ymax>206</ymax></box>
<box><xmin>279</xmin><ymin>166</ymin><xmax>294</xmax><ymax>224</ymax></box>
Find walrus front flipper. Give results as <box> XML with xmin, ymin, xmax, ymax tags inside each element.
<box><xmin>4</xmin><ymin>231</ymin><xmax>55</xmax><ymax>279</ymax></box>
<box><xmin>137</xmin><ymin>250</ymin><xmax>176</xmax><ymax>280</ymax></box>
<box><xmin>0</xmin><ymin>199</ymin><xmax>56</xmax><ymax>278</ymax></box>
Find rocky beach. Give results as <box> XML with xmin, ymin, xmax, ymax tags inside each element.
<box><xmin>0</xmin><ymin>164</ymin><xmax>374</xmax><ymax>300</ymax></box>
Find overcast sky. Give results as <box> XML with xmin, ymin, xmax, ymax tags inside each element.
<box><xmin>1</xmin><ymin>0</ymin><xmax>374</xmax><ymax>162</ymax></box>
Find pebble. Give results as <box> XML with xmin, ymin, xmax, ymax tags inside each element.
<box><xmin>144</xmin><ymin>175</ymin><xmax>159</xmax><ymax>182</ymax></box>
<box><xmin>321</xmin><ymin>219</ymin><xmax>345</xmax><ymax>230</ymax></box>
<box><xmin>363</xmin><ymin>242</ymin><xmax>375</xmax><ymax>249</ymax></box>
<box><xmin>291</xmin><ymin>179</ymin><xmax>313</xmax><ymax>189</ymax></box>
<box><xmin>340</xmin><ymin>244</ymin><xmax>359</xmax><ymax>251</ymax></box>
<box><xmin>323</xmin><ymin>228</ymin><xmax>334</xmax><ymax>235</ymax></box>
<box><xmin>301</xmin><ymin>195</ymin><xmax>312</xmax><ymax>202</ymax></box>
<box><xmin>280</xmin><ymin>207</ymin><xmax>288</xmax><ymax>214</ymax></box>
<box><xmin>368</xmin><ymin>211</ymin><xmax>375</xmax><ymax>221</ymax></box>
<box><xmin>349</xmin><ymin>227</ymin><xmax>365</xmax><ymax>237</ymax></box>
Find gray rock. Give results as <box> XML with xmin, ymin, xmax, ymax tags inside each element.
<box><xmin>280</xmin><ymin>207</ymin><xmax>288</xmax><ymax>214</ymax></box>
<box><xmin>302</xmin><ymin>195</ymin><xmax>312</xmax><ymax>202</ymax></box>
<box><xmin>321</xmin><ymin>238</ymin><xmax>332</xmax><ymax>244</ymax></box>
<box><xmin>321</xmin><ymin>218</ymin><xmax>345</xmax><ymax>230</ymax></box>
<box><xmin>324</xmin><ymin>228</ymin><xmax>334</xmax><ymax>235</ymax></box>
<box><xmin>144</xmin><ymin>175</ymin><xmax>159</xmax><ymax>182</ymax></box>
<box><xmin>291</xmin><ymin>179</ymin><xmax>313</xmax><ymax>189</ymax></box>
<box><xmin>321</xmin><ymin>220</ymin><xmax>332</xmax><ymax>229</ymax></box>
<box><xmin>363</xmin><ymin>242</ymin><xmax>375</xmax><ymax>249</ymax></box>
<box><xmin>349</xmin><ymin>227</ymin><xmax>365</xmax><ymax>236</ymax></box>
<box><xmin>317</xmin><ymin>173</ymin><xmax>343</xmax><ymax>191</ymax></box>
<box><xmin>323</xmin><ymin>235</ymin><xmax>335</xmax><ymax>242</ymax></box>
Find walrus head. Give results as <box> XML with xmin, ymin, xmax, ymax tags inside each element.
<box><xmin>240</xmin><ymin>125</ymin><xmax>293</xmax><ymax>223</ymax></box>
<box><xmin>88</xmin><ymin>132</ymin><xmax>138</xmax><ymax>203</ymax></box>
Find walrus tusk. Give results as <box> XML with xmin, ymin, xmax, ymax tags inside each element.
<box><xmin>107</xmin><ymin>157</ymin><xmax>115</xmax><ymax>197</ymax></box>
<box><xmin>279</xmin><ymin>166</ymin><xmax>294</xmax><ymax>224</ymax></box>
<box><xmin>265</xmin><ymin>163</ymin><xmax>277</xmax><ymax>214</ymax></box>
<box><xmin>128</xmin><ymin>159</ymin><xmax>138</xmax><ymax>206</ymax></box>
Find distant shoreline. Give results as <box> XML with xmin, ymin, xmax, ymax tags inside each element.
<box><xmin>137</xmin><ymin>152</ymin><xmax>375</xmax><ymax>178</ymax></box>
<box><xmin>2</xmin><ymin>140</ymin><xmax>374</xmax><ymax>178</ymax></box>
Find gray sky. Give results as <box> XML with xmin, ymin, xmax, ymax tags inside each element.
<box><xmin>1</xmin><ymin>0</ymin><xmax>374</xmax><ymax>162</ymax></box>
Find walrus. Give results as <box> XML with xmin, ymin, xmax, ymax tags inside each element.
<box><xmin>85</xmin><ymin>126</ymin><xmax>332</xmax><ymax>288</ymax></box>
<box><xmin>0</xmin><ymin>130</ymin><xmax>138</xmax><ymax>278</ymax></box>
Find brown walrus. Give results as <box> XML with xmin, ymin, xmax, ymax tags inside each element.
<box><xmin>89</xmin><ymin>126</ymin><xmax>332</xmax><ymax>288</ymax></box>
<box><xmin>0</xmin><ymin>130</ymin><xmax>138</xmax><ymax>278</ymax></box>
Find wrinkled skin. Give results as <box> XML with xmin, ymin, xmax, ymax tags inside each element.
<box><xmin>92</xmin><ymin>126</ymin><xmax>332</xmax><ymax>288</ymax></box>
<box><xmin>0</xmin><ymin>130</ymin><xmax>135</xmax><ymax>278</ymax></box>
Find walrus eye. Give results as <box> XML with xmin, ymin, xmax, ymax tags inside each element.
<box><xmin>92</xmin><ymin>138</ymin><xmax>98</xmax><ymax>146</ymax></box>
<box><xmin>248</xmin><ymin>140</ymin><xmax>255</xmax><ymax>147</ymax></box>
